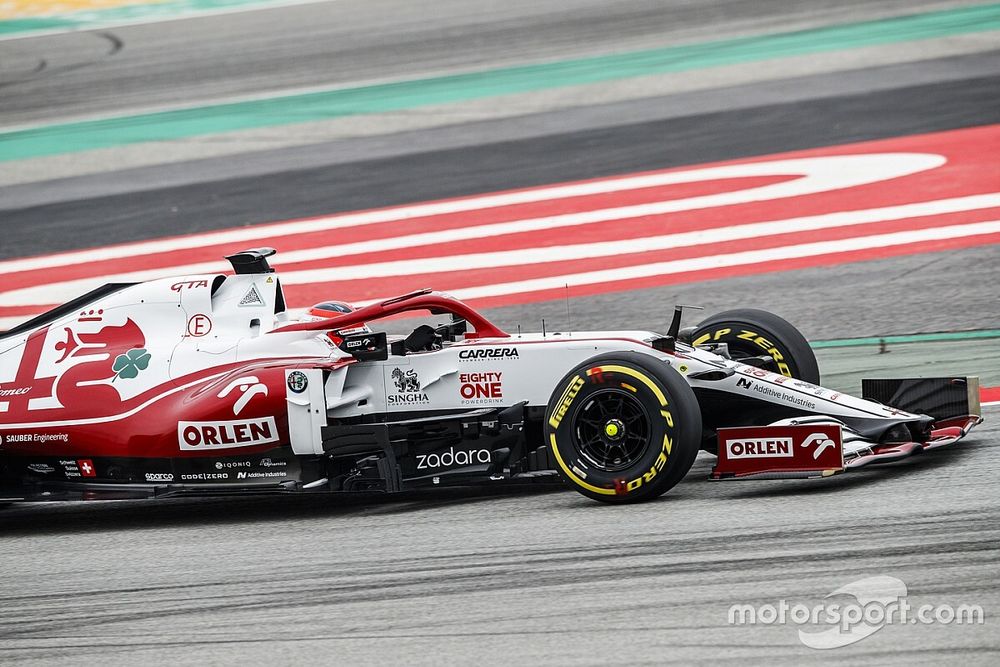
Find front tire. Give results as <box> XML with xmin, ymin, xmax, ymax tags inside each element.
<box><xmin>544</xmin><ymin>352</ymin><xmax>701</xmax><ymax>504</ymax></box>
<box><xmin>691</xmin><ymin>308</ymin><xmax>820</xmax><ymax>384</ymax></box>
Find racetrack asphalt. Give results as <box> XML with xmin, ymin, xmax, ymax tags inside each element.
<box><xmin>1</xmin><ymin>409</ymin><xmax>996</xmax><ymax>665</ymax></box>
<box><xmin>1</xmin><ymin>0</ymin><xmax>998</xmax><ymax>663</ymax></box>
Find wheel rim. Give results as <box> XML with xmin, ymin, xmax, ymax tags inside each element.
<box><xmin>573</xmin><ymin>388</ymin><xmax>651</xmax><ymax>472</ymax></box>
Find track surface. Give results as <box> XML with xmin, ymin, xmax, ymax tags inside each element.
<box><xmin>4</xmin><ymin>70</ymin><xmax>1000</xmax><ymax>257</ymax></box>
<box><xmin>1</xmin><ymin>0</ymin><xmax>999</xmax><ymax>663</ymax></box>
<box><xmin>1</xmin><ymin>411</ymin><xmax>997</xmax><ymax>665</ymax></box>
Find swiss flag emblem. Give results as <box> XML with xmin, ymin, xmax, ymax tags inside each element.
<box><xmin>77</xmin><ymin>459</ymin><xmax>96</xmax><ymax>477</ymax></box>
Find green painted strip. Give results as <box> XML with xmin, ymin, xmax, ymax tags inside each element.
<box><xmin>0</xmin><ymin>16</ymin><xmax>76</xmax><ymax>34</ymax></box>
<box><xmin>811</xmin><ymin>329</ymin><xmax>1000</xmax><ymax>349</ymax></box>
<box><xmin>3</xmin><ymin>3</ymin><xmax>1000</xmax><ymax>161</ymax></box>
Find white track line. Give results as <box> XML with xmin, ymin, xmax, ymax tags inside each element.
<box><xmin>1</xmin><ymin>221</ymin><xmax>997</xmax><ymax>330</ymax></box>
<box><xmin>2</xmin><ymin>192</ymin><xmax>996</xmax><ymax>307</ymax></box>
<box><xmin>0</xmin><ymin>153</ymin><xmax>942</xmax><ymax>274</ymax></box>
<box><xmin>276</xmin><ymin>194</ymin><xmax>1000</xmax><ymax>283</ymax></box>
<box><xmin>359</xmin><ymin>220</ymin><xmax>1000</xmax><ymax>303</ymax></box>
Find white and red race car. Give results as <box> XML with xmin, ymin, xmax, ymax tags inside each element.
<box><xmin>0</xmin><ymin>249</ymin><xmax>981</xmax><ymax>504</ymax></box>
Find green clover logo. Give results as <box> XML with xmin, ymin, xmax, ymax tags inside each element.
<box><xmin>112</xmin><ymin>348</ymin><xmax>151</xmax><ymax>380</ymax></box>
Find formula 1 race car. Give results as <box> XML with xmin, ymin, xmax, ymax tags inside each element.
<box><xmin>0</xmin><ymin>249</ymin><xmax>982</xmax><ymax>504</ymax></box>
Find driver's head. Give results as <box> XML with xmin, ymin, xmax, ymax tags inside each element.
<box><xmin>305</xmin><ymin>301</ymin><xmax>372</xmax><ymax>335</ymax></box>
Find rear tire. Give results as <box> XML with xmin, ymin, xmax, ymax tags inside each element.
<box><xmin>544</xmin><ymin>352</ymin><xmax>701</xmax><ymax>504</ymax></box>
<box><xmin>691</xmin><ymin>308</ymin><xmax>820</xmax><ymax>384</ymax></box>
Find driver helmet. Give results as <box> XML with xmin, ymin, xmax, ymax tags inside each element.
<box><xmin>305</xmin><ymin>301</ymin><xmax>372</xmax><ymax>335</ymax></box>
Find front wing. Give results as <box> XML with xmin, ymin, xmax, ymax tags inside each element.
<box><xmin>711</xmin><ymin>415</ymin><xmax>981</xmax><ymax>480</ymax></box>
<box><xmin>711</xmin><ymin>376</ymin><xmax>982</xmax><ymax>480</ymax></box>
